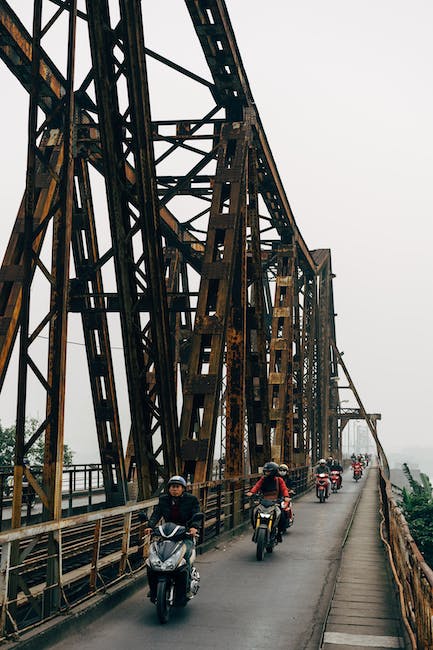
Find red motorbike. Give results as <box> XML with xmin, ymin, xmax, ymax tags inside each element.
<box><xmin>280</xmin><ymin>494</ymin><xmax>294</xmax><ymax>530</ymax></box>
<box><xmin>352</xmin><ymin>462</ymin><xmax>362</xmax><ymax>481</ymax></box>
<box><xmin>315</xmin><ymin>473</ymin><xmax>329</xmax><ymax>503</ymax></box>
<box><xmin>330</xmin><ymin>470</ymin><xmax>342</xmax><ymax>493</ymax></box>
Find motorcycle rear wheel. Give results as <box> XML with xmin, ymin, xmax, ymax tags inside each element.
<box><xmin>156</xmin><ymin>580</ymin><xmax>170</xmax><ymax>624</ymax></box>
<box><xmin>256</xmin><ymin>528</ymin><xmax>266</xmax><ymax>561</ymax></box>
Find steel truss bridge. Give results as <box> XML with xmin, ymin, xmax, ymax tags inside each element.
<box><xmin>0</xmin><ymin>1</ymin><xmax>431</xmax><ymax>647</ymax></box>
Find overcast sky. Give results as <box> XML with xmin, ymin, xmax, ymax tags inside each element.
<box><xmin>0</xmin><ymin>1</ymin><xmax>432</xmax><ymax>471</ymax></box>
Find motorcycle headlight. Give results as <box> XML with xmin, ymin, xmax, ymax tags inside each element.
<box><xmin>260</xmin><ymin>513</ymin><xmax>271</xmax><ymax>518</ymax></box>
<box><xmin>148</xmin><ymin>546</ymin><xmax>163</xmax><ymax>569</ymax></box>
<box><xmin>160</xmin><ymin>546</ymin><xmax>185</xmax><ymax>571</ymax></box>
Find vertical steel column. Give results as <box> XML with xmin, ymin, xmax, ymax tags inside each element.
<box><xmin>86</xmin><ymin>1</ymin><xmax>169</xmax><ymax>497</ymax></box>
<box><xmin>12</xmin><ymin>0</ymin><xmax>43</xmax><ymax>529</ymax></box>
<box><xmin>0</xmin><ymin>132</ymin><xmax>64</xmax><ymax>392</ymax></box>
<box><xmin>43</xmin><ymin>0</ymin><xmax>78</xmax><ymax>616</ymax></box>
<box><xmin>71</xmin><ymin>158</ymin><xmax>128</xmax><ymax>505</ymax></box>
<box><xmin>42</xmin><ymin>0</ymin><xmax>77</xmax><ymax>519</ymax></box>
<box><xmin>317</xmin><ymin>259</ymin><xmax>332</xmax><ymax>460</ymax></box>
<box><xmin>180</xmin><ymin>123</ymin><xmax>248</xmax><ymax>483</ymax></box>
<box><xmin>268</xmin><ymin>245</ymin><xmax>296</xmax><ymax>465</ymax></box>
<box><xmin>245</xmin><ymin>148</ymin><xmax>270</xmax><ymax>471</ymax></box>
<box><xmin>8</xmin><ymin>0</ymin><xmax>65</xmax><ymax>627</ymax></box>
<box><xmin>224</xmin><ymin>163</ymin><xmax>246</xmax><ymax>478</ymax></box>
<box><xmin>292</xmin><ymin>266</ymin><xmax>304</xmax><ymax>465</ymax></box>
<box><xmin>301</xmin><ymin>273</ymin><xmax>317</xmax><ymax>464</ymax></box>
<box><xmin>120</xmin><ymin>0</ymin><xmax>179</xmax><ymax>477</ymax></box>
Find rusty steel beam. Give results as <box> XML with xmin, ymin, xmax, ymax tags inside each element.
<box><xmin>292</xmin><ymin>264</ymin><xmax>305</xmax><ymax>465</ymax></box>
<box><xmin>0</xmin><ymin>0</ymin><xmax>347</xmax><ymax>509</ymax></box>
<box><xmin>71</xmin><ymin>159</ymin><xmax>128</xmax><ymax>505</ymax></box>
<box><xmin>185</xmin><ymin>0</ymin><xmax>316</xmax><ymax>270</ymax></box>
<box><xmin>244</xmin><ymin>148</ymin><xmax>271</xmax><ymax>471</ymax></box>
<box><xmin>0</xmin><ymin>1</ymin><xmax>205</xmax><ymax>272</ymax></box>
<box><xmin>87</xmin><ymin>1</ymin><xmax>179</xmax><ymax>498</ymax></box>
<box><xmin>299</xmin><ymin>272</ymin><xmax>317</xmax><ymax>465</ymax></box>
<box><xmin>224</xmin><ymin>162</ymin><xmax>247</xmax><ymax>478</ymax></box>
<box><xmin>0</xmin><ymin>131</ymin><xmax>63</xmax><ymax>390</ymax></box>
<box><xmin>268</xmin><ymin>245</ymin><xmax>296</xmax><ymax>466</ymax></box>
<box><xmin>311</xmin><ymin>250</ymin><xmax>338</xmax><ymax>461</ymax></box>
<box><xmin>180</xmin><ymin>123</ymin><xmax>249</xmax><ymax>483</ymax></box>
<box><xmin>84</xmin><ymin>3</ymin><xmax>152</xmax><ymax>497</ymax></box>
<box><xmin>120</xmin><ymin>0</ymin><xmax>179</xmax><ymax>476</ymax></box>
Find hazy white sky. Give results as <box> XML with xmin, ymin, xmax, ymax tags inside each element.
<box><xmin>0</xmin><ymin>1</ymin><xmax>432</xmax><ymax>470</ymax></box>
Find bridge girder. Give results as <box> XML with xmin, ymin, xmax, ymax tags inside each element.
<box><xmin>0</xmin><ymin>1</ymin><xmax>341</xmax><ymax>506</ymax></box>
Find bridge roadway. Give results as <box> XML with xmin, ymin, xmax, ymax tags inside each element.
<box><xmin>41</xmin><ymin>467</ymin><xmax>403</xmax><ymax>650</ymax></box>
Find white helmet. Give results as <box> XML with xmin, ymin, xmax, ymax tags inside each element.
<box><xmin>319</xmin><ymin>458</ymin><xmax>326</xmax><ymax>464</ymax></box>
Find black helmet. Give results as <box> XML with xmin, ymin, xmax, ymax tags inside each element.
<box><xmin>167</xmin><ymin>475</ymin><xmax>187</xmax><ymax>488</ymax></box>
<box><xmin>263</xmin><ymin>462</ymin><xmax>279</xmax><ymax>477</ymax></box>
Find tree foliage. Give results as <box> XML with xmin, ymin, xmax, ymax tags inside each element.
<box><xmin>399</xmin><ymin>463</ymin><xmax>433</xmax><ymax>568</ymax></box>
<box><xmin>0</xmin><ymin>419</ymin><xmax>74</xmax><ymax>467</ymax></box>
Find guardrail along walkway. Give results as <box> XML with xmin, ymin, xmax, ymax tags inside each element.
<box><xmin>322</xmin><ymin>467</ymin><xmax>406</xmax><ymax>649</ymax></box>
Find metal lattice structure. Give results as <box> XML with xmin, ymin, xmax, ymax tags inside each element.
<box><xmin>0</xmin><ymin>0</ymin><xmax>342</xmax><ymax>518</ymax></box>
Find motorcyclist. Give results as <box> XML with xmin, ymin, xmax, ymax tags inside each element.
<box><xmin>314</xmin><ymin>458</ymin><xmax>331</xmax><ymax>497</ymax></box>
<box><xmin>315</xmin><ymin>458</ymin><xmax>331</xmax><ymax>475</ymax></box>
<box><xmin>278</xmin><ymin>463</ymin><xmax>295</xmax><ymax>529</ymax></box>
<box><xmin>246</xmin><ymin>461</ymin><xmax>289</xmax><ymax>542</ymax></box>
<box><xmin>330</xmin><ymin>458</ymin><xmax>343</xmax><ymax>487</ymax></box>
<box><xmin>144</xmin><ymin>475</ymin><xmax>202</xmax><ymax>599</ymax></box>
<box><xmin>352</xmin><ymin>458</ymin><xmax>363</xmax><ymax>478</ymax></box>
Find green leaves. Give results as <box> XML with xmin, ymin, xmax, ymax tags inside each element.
<box><xmin>0</xmin><ymin>418</ymin><xmax>74</xmax><ymax>466</ymax></box>
<box><xmin>399</xmin><ymin>463</ymin><xmax>433</xmax><ymax>567</ymax></box>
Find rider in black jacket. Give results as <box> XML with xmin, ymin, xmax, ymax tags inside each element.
<box><xmin>145</xmin><ymin>483</ymin><xmax>202</xmax><ymax>533</ymax></box>
<box><xmin>144</xmin><ymin>475</ymin><xmax>202</xmax><ymax>600</ymax></box>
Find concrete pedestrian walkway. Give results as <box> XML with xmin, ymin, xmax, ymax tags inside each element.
<box><xmin>321</xmin><ymin>467</ymin><xmax>407</xmax><ymax>649</ymax></box>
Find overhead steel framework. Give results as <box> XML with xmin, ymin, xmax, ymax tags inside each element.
<box><xmin>0</xmin><ymin>0</ymin><xmax>343</xmax><ymax>520</ymax></box>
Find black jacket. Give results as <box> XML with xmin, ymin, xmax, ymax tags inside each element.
<box><xmin>147</xmin><ymin>492</ymin><xmax>202</xmax><ymax>530</ymax></box>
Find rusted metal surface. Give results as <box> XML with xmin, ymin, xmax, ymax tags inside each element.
<box><xmin>0</xmin><ymin>2</ymin><xmax>341</xmax><ymax>503</ymax></box>
<box><xmin>71</xmin><ymin>159</ymin><xmax>128</xmax><ymax>506</ymax></box>
<box><xmin>180</xmin><ymin>123</ymin><xmax>249</xmax><ymax>482</ymax></box>
<box><xmin>268</xmin><ymin>245</ymin><xmax>295</xmax><ymax>465</ymax></box>
<box><xmin>244</xmin><ymin>149</ymin><xmax>270</xmax><ymax>471</ymax></box>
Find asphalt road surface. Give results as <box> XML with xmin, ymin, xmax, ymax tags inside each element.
<box><xmin>45</xmin><ymin>470</ymin><xmax>364</xmax><ymax>650</ymax></box>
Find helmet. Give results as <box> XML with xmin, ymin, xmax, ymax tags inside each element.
<box><xmin>279</xmin><ymin>464</ymin><xmax>289</xmax><ymax>472</ymax></box>
<box><xmin>319</xmin><ymin>458</ymin><xmax>326</xmax><ymax>465</ymax></box>
<box><xmin>263</xmin><ymin>462</ymin><xmax>279</xmax><ymax>477</ymax></box>
<box><xmin>167</xmin><ymin>475</ymin><xmax>187</xmax><ymax>488</ymax></box>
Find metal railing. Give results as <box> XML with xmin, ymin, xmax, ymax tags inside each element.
<box><xmin>0</xmin><ymin>466</ymin><xmax>313</xmax><ymax>639</ymax></box>
<box><xmin>0</xmin><ymin>465</ymin><xmax>105</xmax><ymax>529</ymax></box>
<box><xmin>377</xmin><ymin>452</ymin><xmax>433</xmax><ymax>649</ymax></box>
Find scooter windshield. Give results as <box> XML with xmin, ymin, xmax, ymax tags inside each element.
<box><xmin>155</xmin><ymin>540</ymin><xmax>183</xmax><ymax>562</ymax></box>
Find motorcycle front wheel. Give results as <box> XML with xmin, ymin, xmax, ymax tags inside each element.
<box><xmin>156</xmin><ymin>580</ymin><xmax>170</xmax><ymax>624</ymax></box>
<box><xmin>319</xmin><ymin>491</ymin><xmax>325</xmax><ymax>503</ymax></box>
<box><xmin>256</xmin><ymin>528</ymin><xmax>266</xmax><ymax>561</ymax></box>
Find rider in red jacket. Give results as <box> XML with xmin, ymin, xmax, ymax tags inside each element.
<box><xmin>247</xmin><ymin>462</ymin><xmax>289</xmax><ymax>542</ymax></box>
